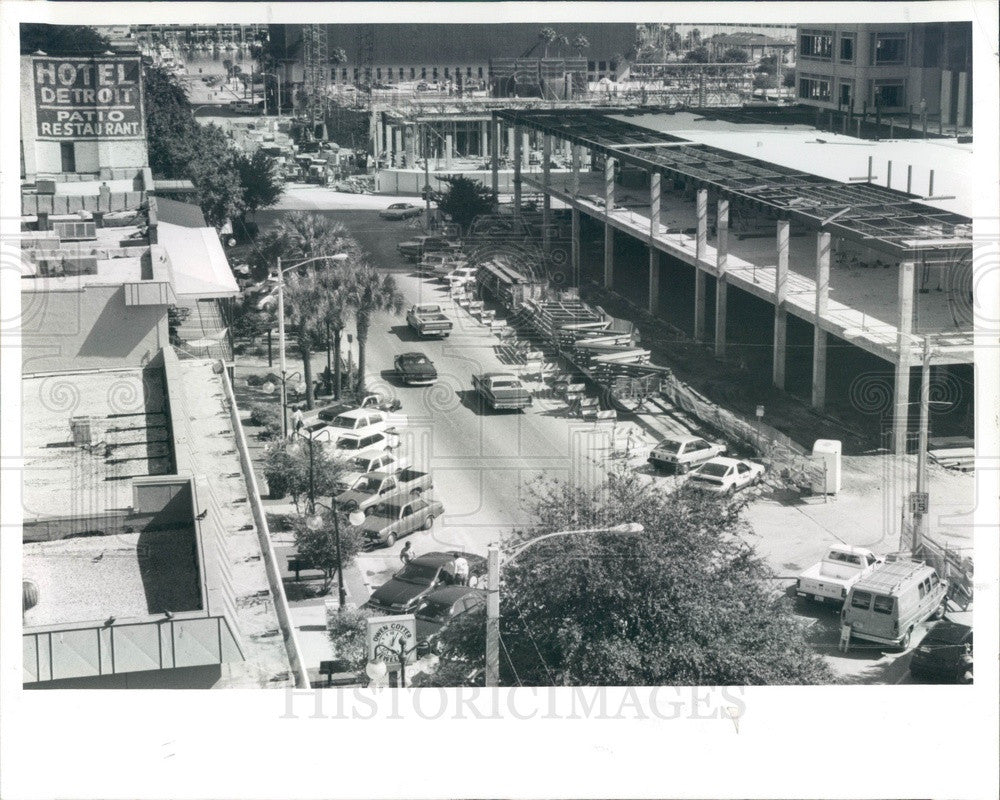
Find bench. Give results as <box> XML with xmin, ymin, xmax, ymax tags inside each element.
<box><xmin>286</xmin><ymin>555</ymin><xmax>313</xmax><ymax>581</ymax></box>
<box><xmin>318</xmin><ymin>659</ymin><xmax>360</xmax><ymax>687</ymax></box>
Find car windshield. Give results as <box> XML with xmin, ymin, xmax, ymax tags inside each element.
<box><xmin>396</xmin><ymin>563</ymin><xmax>439</xmax><ymax>584</ymax></box>
<box><xmin>372</xmin><ymin>502</ymin><xmax>403</xmax><ymax>517</ymax></box>
<box><xmin>352</xmin><ymin>457</ymin><xmax>374</xmax><ymax>472</ymax></box>
<box><xmin>389</xmin><ymin>203</ymin><xmax>405</xmax><ymax>209</ymax></box>
<box><xmin>407</xmin><ymin>356</ymin><xmax>429</xmax><ymax>365</ymax></box>
<box><xmin>492</xmin><ymin>379</ymin><xmax>520</xmax><ymax>389</ymax></box>
<box><xmin>696</xmin><ymin>462</ymin><xmax>730</xmax><ymax>478</ymax></box>
<box><xmin>656</xmin><ymin>440</ymin><xmax>682</xmax><ymax>454</ymax></box>
<box><xmin>356</xmin><ymin>476</ymin><xmax>382</xmax><ymax>493</ymax></box>
<box><xmin>330</xmin><ymin>415</ymin><xmax>360</xmax><ymax>429</ymax></box>
<box><xmin>336</xmin><ymin>437</ymin><xmax>360</xmax><ymax>450</ymax></box>
<box><xmin>416</xmin><ymin>599</ymin><xmax>453</xmax><ymax>621</ymax></box>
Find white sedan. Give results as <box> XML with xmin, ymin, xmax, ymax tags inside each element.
<box><xmin>685</xmin><ymin>457</ymin><xmax>765</xmax><ymax>495</ymax></box>
<box><xmin>444</xmin><ymin>266</ymin><xmax>479</xmax><ymax>287</ymax></box>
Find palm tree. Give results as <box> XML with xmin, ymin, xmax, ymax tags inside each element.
<box><xmin>282</xmin><ymin>269</ymin><xmax>326</xmax><ymax>409</ymax></box>
<box><xmin>317</xmin><ymin>267</ymin><xmax>353</xmax><ymax>399</ymax></box>
<box><xmin>573</xmin><ymin>34</ymin><xmax>590</xmax><ymax>57</ymax></box>
<box><xmin>343</xmin><ymin>266</ymin><xmax>404</xmax><ymax>395</ymax></box>
<box><xmin>538</xmin><ymin>27</ymin><xmax>558</xmax><ymax>58</ymax></box>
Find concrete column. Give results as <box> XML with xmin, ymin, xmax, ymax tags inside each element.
<box><xmin>604</xmin><ymin>157</ymin><xmax>616</xmax><ymax>289</ymax></box>
<box><xmin>507</xmin><ymin>125</ymin><xmax>515</xmax><ymax>160</ymax></box>
<box><xmin>694</xmin><ymin>188</ymin><xmax>708</xmax><ymax>341</ymax></box>
<box><xmin>406</xmin><ymin>126</ymin><xmax>416</xmax><ymax>168</ymax></box>
<box><xmin>521</xmin><ymin>131</ymin><xmax>530</xmax><ymax>169</ymax></box>
<box><xmin>773</xmin><ymin>219</ymin><xmax>790</xmax><ymax>389</ymax></box>
<box><xmin>940</xmin><ymin>70</ymin><xmax>952</xmax><ymax>126</ymax></box>
<box><xmin>571</xmin><ymin>207</ymin><xmax>581</xmax><ymax>287</ymax></box>
<box><xmin>956</xmin><ymin>72</ymin><xmax>968</xmax><ymax>127</ymax></box>
<box><xmin>714</xmin><ymin>199</ymin><xmax>729</xmax><ymax>358</ymax></box>
<box><xmin>649</xmin><ymin>171</ymin><xmax>661</xmax><ymax>239</ymax></box>
<box><xmin>811</xmin><ymin>231</ymin><xmax>831</xmax><ymax>410</ymax></box>
<box><xmin>445</xmin><ymin>133</ymin><xmax>453</xmax><ymax>169</ymax></box>
<box><xmin>393</xmin><ymin>127</ymin><xmax>403</xmax><ymax>168</ymax></box>
<box><xmin>490</xmin><ymin>119</ymin><xmax>500</xmax><ymax>199</ymax></box>
<box><xmin>893</xmin><ymin>260</ymin><xmax>916</xmax><ymax>454</ymax></box>
<box><xmin>513</xmin><ymin>125</ymin><xmax>522</xmax><ymax>213</ymax></box>
<box><xmin>648</xmin><ymin>173</ymin><xmax>662</xmax><ymax>315</ymax></box>
<box><xmin>542</xmin><ymin>134</ymin><xmax>552</xmax><ymax>255</ymax></box>
<box><xmin>570</xmin><ymin>145</ymin><xmax>581</xmax><ymax>196</ymax></box>
<box><xmin>480</xmin><ymin>121</ymin><xmax>488</xmax><ymax>158</ymax></box>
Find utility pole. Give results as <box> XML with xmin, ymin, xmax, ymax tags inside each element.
<box><xmin>913</xmin><ymin>336</ymin><xmax>932</xmax><ymax>551</ymax></box>
<box><xmin>485</xmin><ymin>546</ymin><xmax>500</xmax><ymax>687</ymax></box>
<box><xmin>276</xmin><ymin>256</ymin><xmax>288</xmax><ymax>438</ymax></box>
<box><xmin>424</xmin><ymin>123</ymin><xmax>432</xmax><ymax>229</ymax></box>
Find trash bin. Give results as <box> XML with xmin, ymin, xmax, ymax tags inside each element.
<box><xmin>810</xmin><ymin>439</ymin><xmax>842</xmax><ymax>495</ymax></box>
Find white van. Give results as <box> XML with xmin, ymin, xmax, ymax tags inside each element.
<box><xmin>841</xmin><ymin>560</ymin><xmax>948</xmax><ymax>649</ymax></box>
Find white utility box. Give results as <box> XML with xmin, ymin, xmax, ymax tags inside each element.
<box><xmin>811</xmin><ymin>439</ymin><xmax>842</xmax><ymax>495</ymax></box>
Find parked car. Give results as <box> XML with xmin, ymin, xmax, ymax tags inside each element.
<box><xmin>444</xmin><ymin>265</ymin><xmax>479</xmax><ymax>287</ymax></box>
<box><xmin>909</xmin><ymin>618</ymin><xmax>973</xmax><ymax>683</ymax></box>
<box><xmin>317</xmin><ymin>393</ymin><xmax>401</xmax><ymax>422</ymax></box>
<box><xmin>366</xmin><ymin>551</ymin><xmax>483</xmax><ymax>613</ymax></box>
<box><xmin>406</xmin><ymin>304</ymin><xmax>453</xmax><ymax>338</ymax></box>
<box><xmin>380</xmin><ymin>202</ymin><xmax>423</xmax><ymax>221</ymax></box>
<box><xmin>334</xmin><ymin>452</ymin><xmax>401</xmax><ymax>493</ymax></box>
<box><xmin>394</xmin><ymin>352</ymin><xmax>438</xmax><ymax>385</ymax></box>
<box><xmin>415</xmin><ymin>586</ymin><xmax>486</xmax><ymax>655</ymax></box>
<box><xmin>362</xmin><ymin>497</ymin><xmax>444</xmax><ymax>548</ymax></box>
<box><xmin>398</xmin><ymin>235</ymin><xmax>455</xmax><ymax>261</ymax></box>
<box><xmin>330</xmin><ymin>430</ymin><xmax>400</xmax><ymax>459</ymax></box>
<box><xmin>796</xmin><ymin>546</ymin><xmax>884</xmax><ymax>605</ymax></box>
<box><xmin>323</xmin><ymin>408</ymin><xmax>392</xmax><ymax>438</ymax></box>
<box><xmin>335</xmin><ymin>468</ymin><xmax>434</xmax><ymax>514</ymax></box>
<box><xmin>685</xmin><ymin>457</ymin><xmax>764</xmax><ymax>494</ymax></box>
<box><xmin>420</xmin><ymin>252</ymin><xmax>468</xmax><ymax>276</ymax></box>
<box><xmin>472</xmin><ymin>372</ymin><xmax>532</xmax><ymax>411</ymax></box>
<box><xmin>842</xmin><ymin>561</ymin><xmax>948</xmax><ymax>650</ymax></box>
<box><xmin>648</xmin><ymin>434</ymin><xmax>726</xmax><ymax>473</ymax></box>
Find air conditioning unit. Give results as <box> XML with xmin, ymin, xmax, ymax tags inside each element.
<box><xmin>35</xmin><ymin>180</ymin><xmax>57</xmax><ymax>195</ymax></box>
<box><xmin>52</xmin><ymin>221</ymin><xmax>97</xmax><ymax>241</ymax></box>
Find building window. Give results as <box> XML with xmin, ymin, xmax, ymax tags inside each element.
<box><xmin>353</xmin><ymin>67</ymin><xmax>360</xmax><ymax>80</ymax></box>
<box><xmin>466</xmin><ymin>66</ymin><xmax>472</xmax><ymax>77</ymax></box>
<box><xmin>444</xmin><ymin>67</ymin><xmax>450</xmax><ymax>78</ymax></box>
<box><xmin>598</xmin><ymin>60</ymin><xmax>607</xmax><ymax>72</ymax></box>
<box><xmin>872</xmin><ymin>33</ymin><xmax>907</xmax><ymax>65</ymax></box>
<box><xmin>588</xmin><ymin>60</ymin><xmax>596</xmax><ymax>71</ymax></box>
<box><xmin>60</xmin><ymin>142</ymin><xmax>76</xmax><ymax>172</ymax></box>
<box><xmin>342</xmin><ymin>68</ymin><xmax>349</xmax><ymax>80</ymax></box>
<box><xmin>410</xmin><ymin>67</ymin><xmax>416</xmax><ymax>79</ymax></box>
<box><xmin>478</xmin><ymin>66</ymin><xmax>483</xmax><ymax>78</ymax></box>
<box><xmin>421</xmin><ymin>67</ymin><xmax>427</xmax><ymax>79</ymax></box>
<box><xmin>799</xmin><ymin>29</ymin><xmax>833</xmax><ymax>60</ymax></box>
<box><xmin>839</xmin><ymin>34</ymin><xmax>855</xmax><ymax>63</ymax></box>
<box><xmin>399</xmin><ymin>67</ymin><xmax>404</xmax><ymax>79</ymax></box>
<box><xmin>839</xmin><ymin>79</ymin><xmax>854</xmax><ymax>108</ymax></box>
<box><xmin>432</xmin><ymin>67</ymin><xmax>438</xmax><ymax>79</ymax></box>
<box><xmin>871</xmin><ymin>79</ymin><xmax>906</xmax><ymax>108</ymax></box>
<box><xmin>376</xmin><ymin>67</ymin><xmax>382</xmax><ymax>79</ymax></box>
<box><xmin>798</xmin><ymin>74</ymin><xmax>832</xmax><ymax>102</ymax></box>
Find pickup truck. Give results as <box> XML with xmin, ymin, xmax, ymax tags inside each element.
<box><xmin>472</xmin><ymin>372</ymin><xmax>533</xmax><ymax>411</ymax></box>
<box><xmin>407</xmin><ymin>304</ymin><xmax>453</xmax><ymax>338</ymax></box>
<box><xmin>335</xmin><ymin>468</ymin><xmax>434</xmax><ymax>514</ymax></box>
<box><xmin>796</xmin><ymin>545</ymin><xmax>884</xmax><ymax>605</ymax></box>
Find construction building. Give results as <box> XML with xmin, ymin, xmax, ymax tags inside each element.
<box><xmin>18</xmin><ymin>51</ymin><xmax>307</xmax><ymax>688</ymax></box>
<box><xmin>488</xmin><ymin>106</ymin><xmax>974</xmax><ymax>454</ymax></box>
<box><xmin>794</xmin><ymin>22</ymin><xmax>972</xmax><ymax>126</ymax></box>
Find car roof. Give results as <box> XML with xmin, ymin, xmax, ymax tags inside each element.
<box><xmin>481</xmin><ymin>371</ymin><xmax>518</xmax><ymax>379</ymax></box>
<box><xmin>334</xmin><ymin>408</ymin><xmax>378</xmax><ymax>419</ymax></box>
<box><xmin>398</xmin><ymin>351</ymin><xmax>429</xmax><ymax>359</ymax></box>
<box><xmin>699</xmin><ymin>456</ymin><xmax>741</xmax><ymax>468</ymax></box>
<box><xmin>658</xmin><ymin>434</ymin><xmax>704</xmax><ymax>445</ymax></box>
<box><xmin>409</xmin><ymin>552</ymin><xmax>455</xmax><ymax>567</ymax></box>
<box><xmin>923</xmin><ymin>620</ymin><xmax>972</xmax><ymax>644</ymax></box>
<box><xmin>422</xmin><ymin>586</ymin><xmax>484</xmax><ymax>604</ymax></box>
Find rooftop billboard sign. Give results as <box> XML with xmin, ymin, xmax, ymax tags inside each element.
<box><xmin>32</xmin><ymin>55</ymin><xmax>144</xmax><ymax>140</ymax></box>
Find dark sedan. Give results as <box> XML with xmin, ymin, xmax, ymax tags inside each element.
<box><xmin>415</xmin><ymin>586</ymin><xmax>486</xmax><ymax>655</ymax></box>
<box><xmin>394</xmin><ymin>352</ymin><xmax>437</xmax><ymax>386</ymax></box>
<box><xmin>366</xmin><ymin>551</ymin><xmax>485</xmax><ymax>615</ymax></box>
<box><xmin>909</xmin><ymin>619</ymin><xmax>973</xmax><ymax>683</ymax></box>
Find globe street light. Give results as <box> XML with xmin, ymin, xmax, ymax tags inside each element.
<box><xmin>307</xmin><ymin>501</ymin><xmax>366</xmax><ymax>610</ymax></box>
<box><xmin>485</xmin><ymin>522</ymin><xmax>644</xmax><ymax>687</ymax></box>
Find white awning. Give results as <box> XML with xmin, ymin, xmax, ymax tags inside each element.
<box><xmin>158</xmin><ymin>221</ymin><xmax>239</xmax><ymax>298</ymax></box>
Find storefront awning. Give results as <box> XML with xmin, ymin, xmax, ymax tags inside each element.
<box><xmin>158</xmin><ymin>221</ymin><xmax>239</xmax><ymax>299</ymax></box>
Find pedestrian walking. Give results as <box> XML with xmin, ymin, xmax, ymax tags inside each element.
<box><xmin>400</xmin><ymin>541</ymin><xmax>413</xmax><ymax>566</ymax></box>
<box><xmin>453</xmin><ymin>554</ymin><xmax>469</xmax><ymax>586</ymax></box>
<box><xmin>291</xmin><ymin>407</ymin><xmax>305</xmax><ymax>435</ymax></box>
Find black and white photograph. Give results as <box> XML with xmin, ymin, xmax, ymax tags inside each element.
<box><xmin>1</xmin><ymin>2</ymin><xmax>997</xmax><ymax>799</ymax></box>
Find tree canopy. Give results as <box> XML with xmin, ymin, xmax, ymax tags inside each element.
<box><xmin>20</xmin><ymin>24</ymin><xmax>109</xmax><ymax>55</ymax></box>
<box><xmin>431</xmin><ymin>469</ymin><xmax>834</xmax><ymax>687</ymax></box>
<box><xmin>291</xmin><ymin>508</ymin><xmax>364</xmax><ymax>594</ymax></box>
<box><xmin>434</xmin><ymin>175</ymin><xmax>496</xmax><ymax>233</ymax></box>
<box><xmin>682</xmin><ymin>47</ymin><xmax>710</xmax><ymax>64</ymax></box>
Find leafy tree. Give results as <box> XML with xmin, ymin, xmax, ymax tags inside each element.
<box><xmin>782</xmin><ymin>71</ymin><xmax>796</xmax><ymax>89</ymax></box>
<box><xmin>434</xmin><ymin>175</ymin><xmax>496</xmax><ymax>233</ymax></box>
<box><xmin>572</xmin><ymin>34</ymin><xmax>590</xmax><ymax>57</ymax></box>
<box><xmin>720</xmin><ymin>47</ymin><xmax>751</xmax><ymax>64</ymax></box>
<box><xmin>234</xmin><ymin>149</ymin><xmax>283</xmax><ymax>220</ymax></box>
<box><xmin>20</xmin><ymin>24</ymin><xmax>109</xmax><ymax>54</ymax></box>
<box><xmin>290</xmin><ymin>508</ymin><xmax>363</xmax><ymax>594</ymax></box>
<box><xmin>342</xmin><ymin>266</ymin><xmax>404</xmax><ymax>395</ymax></box>
<box><xmin>682</xmin><ymin>47</ymin><xmax>710</xmax><ymax>64</ymax></box>
<box><xmin>328</xmin><ymin>607</ymin><xmax>375</xmax><ymax>670</ymax></box>
<box><xmin>538</xmin><ymin>27</ymin><xmax>558</xmax><ymax>58</ymax></box>
<box><xmin>431</xmin><ymin>469</ymin><xmax>834</xmax><ymax>687</ymax></box>
<box><xmin>263</xmin><ymin>438</ymin><xmax>349</xmax><ymax>510</ymax></box>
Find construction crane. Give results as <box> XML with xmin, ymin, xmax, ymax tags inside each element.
<box><xmin>301</xmin><ymin>24</ymin><xmax>329</xmax><ymax>139</ymax></box>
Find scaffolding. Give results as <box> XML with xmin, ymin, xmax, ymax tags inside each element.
<box><xmin>302</xmin><ymin>24</ymin><xmax>329</xmax><ymax>136</ymax></box>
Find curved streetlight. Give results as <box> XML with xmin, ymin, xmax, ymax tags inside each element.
<box><xmin>485</xmin><ymin>522</ymin><xmax>644</xmax><ymax>687</ymax></box>
<box><xmin>306</xmin><ymin>500</ymin><xmax>366</xmax><ymax>611</ymax></box>
<box><xmin>274</xmin><ymin>253</ymin><xmax>350</xmax><ymax>436</ymax></box>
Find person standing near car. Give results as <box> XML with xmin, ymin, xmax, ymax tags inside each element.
<box><xmin>453</xmin><ymin>554</ymin><xmax>469</xmax><ymax>586</ymax></box>
<box><xmin>291</xmin><ymin>407</ymin><xmax>305</xmax><ymax>435</ymax></box>
<box><xmin>399</xmin><ymin>541</ymin><xmax>413</xmax><ymax>566</ymax></box>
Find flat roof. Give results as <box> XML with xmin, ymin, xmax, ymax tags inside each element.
<box><xmin>498</xmin><ymin>108</ymin><xmax>972</xmax><ymax>259</ymax></box>
<box><xmin>23</xmin><ymin>527</ymin><xmax>201</xmax><ymax>627</ymax></box>
<box><xmin>158</xmin><ymin>221</ymin><xmax>239</xmax><ymax>298</ymax></box>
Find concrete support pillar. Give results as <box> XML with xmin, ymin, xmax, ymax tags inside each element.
<box><xmin>649</xmin><ymin>171</ymin><xmax>661</xmax><ymax>239</ymax></box>
<box><xmin>714</xmin><ymin>199</ymin><xmax>729</xmax><ymax>358</ymax></box>
<box><xmin>648</xmin><ymin>173</ymin><xmax>662</xmax><ymax>315</ymax></box>
<box><xmin>811</xmin><ymin>231</ymin><xmax>832</xmax><ymax>410</ymax></box>
<box><xmin>956</xmin><ymin>72</ymin><xmax>968</xmax><ymax>127</ymax></box>
<box><xmin>571</xmin><ymin>207</ymin><xmax>580</xmax><ymax>287</ymax></box>
<box><xmin>694</xmin><ymin>188</ymin><xmax>708</xmax><ymax>341</ymax></box>
<box><xmin>940</xmin><ymin>70</ymin><xmax>952</xmax><ymax>126</ymax></box>
<box><xmin>521</xmin><ymin>131</ymin><xmax>530</xmax><ymax>169</ymax></box>
<box><xmin>893</xmin><ymin>260</ymin><xmax>916</xmax><ymax>454</ymax></box>
<box><xmin>542</xmin><ymin>134</ymin><xmax>552</xmax><ymax>255</ymax></box>
<box><xmin>480</xmin><ymin>121</ymin><xmax>488</xmax><ymax>158</ymax></box>
<box><xmin>406</xmin><ymin>126</ymin><xmax>416</xmax><ymax>168</ymax></box>
<box><xmin>570</xmin><ymin>145</ymin><xmax>581</xmax><ymax>196</ymax></box>
<box><xmin>445</xmin><ymin>133</ymin><xmax>453</xmax><ymax>169</ymax></box>
<box><xmin>604</xmin><ymin>157</ymin><xmax>616</xmax><ymax>289</ymax></box>
<box><xmin>507</xmin><ymin>125</ymin><xmax>515</xmax><ymax>160</ymax></box>
<box><xmin>393</xmin><ymin>127</ymin><xmax>403</xmax><ymax>168</ymax></box>
<box><xmin>513</xmin><ymin>125</ymin><xmax>522</xmax><ymax>213</ymax></box>
<box><xmin>773</xmin><ymin>219</ymin><xmax>790</xmax><ymax>390</ymax></box>
<box><xmin>490</xmin><ymin>118</ymin><xmax>500</xmax><ymax>200</ymax></box>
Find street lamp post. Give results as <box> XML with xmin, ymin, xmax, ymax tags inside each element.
<box><xmin>485</xmin><ymin>522</ymin><xmax>644</xmax><ymax>687</ymax></box>
<box><xmin>308</xmin><ymin>500</ymin><xmax>366</xmax><ymax>611</ymax></box>
<box><xmin>275</xmin><ymin>253</ymin><xmax>349</xmax><ymax>437</ymax></box>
